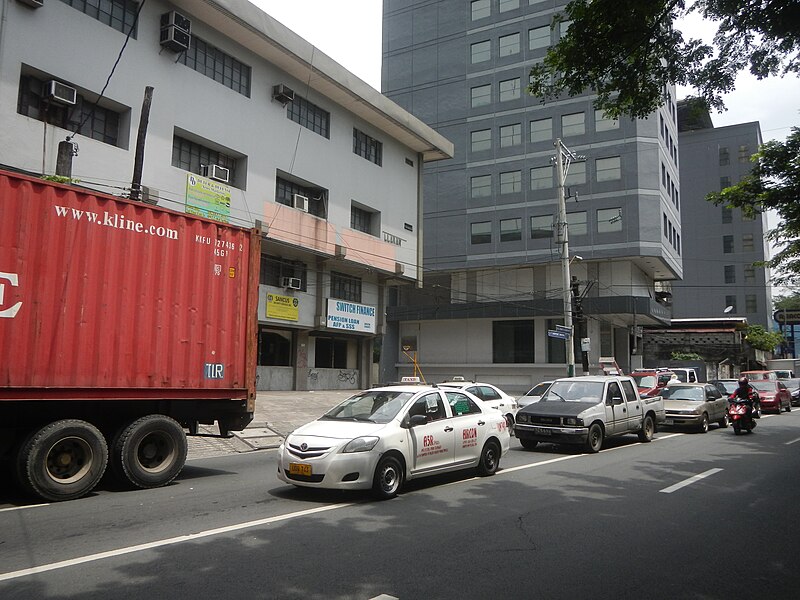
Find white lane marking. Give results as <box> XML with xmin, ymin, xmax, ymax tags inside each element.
<box><xmin>659</xmin><ymin>468</ymin><xmax>723</xmax><ymax>494</ymax></box>
<box><xmin>785</xmin><ymin>437</ymin><xmax>800</xmax><ymax>445</ymax></box>
<box><xmin>0</xmin><ymin>502</ymin><xmax>354</xmax><ymax>583</ymax></box>
<box><xmin>0</xmin><ymin>503</ymin><xmax>50</xmax><ymax>513</ymax></box>
<box><xmin>653</xmin><ymin>433</ymin><xmax>684</xmax><ymax>441</ymax></box>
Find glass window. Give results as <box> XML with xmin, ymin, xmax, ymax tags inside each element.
<box><xmin>739</xmin><ymin>144</ymin><xmax>750</xmax><ymax>163</ymax></box>
<box><xmin>529</xmin><ymin>25</ymin><xmax>550</xmax><ymax>49</ymax></box>
<box><xmin>330</xmin><ymin>271</ymin><xmax>362</xmax><ymax>303</ymax></box>
<box><xmin>559</xmin><ymin>19</ymin><xmax>572</xmax><ymax>38</ymax></box>
<box><xmin>723</xmin><ymin>235</ymin><xmax>734</xmax><ymax>253</ymax></box>
<box><xmin>742</xmin><ymin>234</ymin><xmax>754</xmax><ymax>252</ymax></box>
<box><xmin>720</xmin><ymin>176</ymin><xmax>731</xmax><ymax>190</ymax></box>
<box><xmin>471</xmin><ymin>0</ymin><xmax>490</xmax><ymax>20</ymax></box>
<box><xmin>531</xmin><ymin>165</ymin><xmax>553</xmax><ymax>189</ymax></box>
<box><xmin>499</xmin><ymin>78</ymin><xmax>520</xmax><ymax>102</ymax></box>
<box><xmin>471</xmin><ymin>84</ymin><xmax>492</xmax><ymax>107</ymax></box>
<box><xmin>353</xmin><ymin>128</ymin><xmax>382</xmax><ymax>165</ymax></box>
<box><xmin>471</xmin><ymin>40</ymin><xmax>491</xmax><ymax>64</ymax></box>
<box><xmin>530</xmin><ymin>215</ymin><xmax>553</xmax><ymax>239</ymax></box>
<box><xmin>742</xmin><ymin>210</ymin><xmax>756</xmax><ymax>222</ymax></box>
<box><xmin>493</xmin><ymin>320</ymin><xmax>534</xmax><ymax>363</ymax></box>
<box><xmin>567</xmin><ymin>211</ymin><xmax>587</xmax><ymax>236</ymax></box>
<box><xmin>260</xmin><ymin>255</ymin><xmax>307</xmax><ymax>291</ymax></box>
<box><xmin>500</xmin><ymin>170</ymin><xmax>522</xmax><ymax>194</ymax></box>
<box><xmin>722</xmin><ymin>206</ymin><xmax>732</xmax><ymax>223</ymax></box>
<box><xmin>172</xmin><ymin>135</ymin><xmax>239</xmax><ymax>186</ymax></box>
<box><xmin>597</xmin><ymin>208</ymin><xmax>623</xmax><ymax>233</ymax></box>
<box><xmin>744</xmin><ymin>266</ymin><xmax>755</xmax><ymax>282</ymax></box>
<box><xmin>471</xmin><ymin>129</ymin><xmax>492</xmax><ymax>152</ymax></box>
<box><xmin>719</xmin><ymin>147</ymin><xmax>730</xmax><ymax>166</ymax></box>
<box><xmin>500</xmin><ymin>218</ymin><xmax>522</xmax><ymax>242</ymax></box>
<box><xmin>60</xmin><ymin>0</ymin><xmax>139</xmax><ymax>36</ymax></box>
<box><xmin>287</xmin><ymin>95</ymin><xmax>330</xmax><ymax>138</ymax></box>
<box><xmin>447</xmin><ymin>392</ymin><xmax>482</xmax><ymax>416</ymax></box>
<box><xmin>725</xmin><ymin>296</ymin><xmax>737</xmax><ymax>313</ymax></box>
<box><xmin>595</xmin><ymin>110</ymin><xmax>619</xmax><ymax>132</ymax></box>
<box><xmin>180</xmin><ymin>36</ymin><xmax>252</xmax><ymax>97</ymax></box>
<box><xmin>530</xmin><ymin>117</ymin><xmax>552</xmax><ymax>143</ymax></box>
<box><xmin>500</xmin><ymin>123</ymin><xmax>522</xmax><ymax>147</ymax></box>
<box><xmin>351</xmin><ymin>206</ymin><xmax>374</xmax><ymax>235</ymax></box>
<box><xmin>471</xmin><ymin>175</ymin><xmax>492</xmax><ymax>198</ymax></box>
<box><xmin>565</xmin><ymin>161</ymin><xmax>586</xmax><ymax>186</ymax></box>
<box><xmin>547</xmin><ymin>319</ymin><xmax>566</xmax><ymax>363</ymax></box>
<box><xmin>499</xmin><ymin>0</ymin><xmax>519</xmax><ymax>12</ymax></box>
<box><xmin>745</xmin><ymin>295</ymin><xmax>757</xmax><ymax>313</ymax></box>
<box><xmin>562</xmin><ymin>112</ymin><xmax>585</xmax><ymax>136</ymax></box>
<box><xmin>276</xmin><ymin>176</ymin><xmax>327</xmax><ymax>218</ymax></box>
<box><xmin>471</xmin><ymin>221</ymin><xmax>492</xmax><ymax>244</ymax></box>
<box><xmin>314</xmin><ymin>337</ymin><xmax>349</xmax><ymax>369</ymax></box>
<box><xmin>724</xmin><ymin>265</ymin><xmax>736</xmax><ymax>284</ymax></box>
<box><xmin>596</xmin><ymin>156</ymin><xmax>621</xmax><ymax>182</ymax></box>
<box><xmin>499</xmin><ymin>33</ymin><xmax>520</xmax><ymax>57</ymax></box>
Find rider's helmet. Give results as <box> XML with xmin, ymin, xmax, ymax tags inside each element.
<box><xmin>738</xmin><ymin>376</ymin><xmax>749</xmax><ymax>387</ymax></box>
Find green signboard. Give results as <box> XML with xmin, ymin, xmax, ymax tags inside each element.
<box><xmin>185</xmin><ymin>173</ymin><xmax>231</xmax><ymax>223</ymax></box>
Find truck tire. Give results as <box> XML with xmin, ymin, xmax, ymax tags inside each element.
<box><xmin>586</xmin><ymin>423</ymin><xmax>604</xmax><ymax>453</ymax></box>
<box><xmin>112</xmin><ymin>415</ymin><xmax>187</xmax><ymax>489</ymax></box>
<box><xmin>16</xmin><ymin>420</ymin><xmax>108</xmax><ymax>502</ymax></box>
<box><xmin>638</xmin><ymin>415</ymin><xmax>655</xmax><ymax>442</ymax></box>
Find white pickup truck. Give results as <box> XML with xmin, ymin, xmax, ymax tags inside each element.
<box><xmin>514</xmin><ymin>376</ymin><xmax>666</xmax><ymax>453</ymax></box>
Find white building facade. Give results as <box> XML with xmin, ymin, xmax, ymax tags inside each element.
<box><xmin>1</xmin><ymin>0</ymin><xmax>452</xmax><ymax>389</ymax></box>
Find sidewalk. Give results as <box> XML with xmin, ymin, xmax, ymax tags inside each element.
<box><xmin>187</xmin><ymin>390</ymin><xmax>354</xmax><ymax>459</ymax></box>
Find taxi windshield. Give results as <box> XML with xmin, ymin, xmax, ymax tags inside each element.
<box><xmin>321</xmin><ymin>391</ymin><xmax>414</xmax><ymax>424</ymax></box>
<box><xmin>542</xmin><ymin>380</ymin><xmax>604</xmax><ymax>402</ymax></box>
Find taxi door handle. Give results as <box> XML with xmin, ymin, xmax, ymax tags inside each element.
<box><xmin>444</xmin><ymin>426</ymin><xmax>454</xmax><ymax>432</ymax></box>
<box><xmin>478</xmin><ymin>420</ymin><xmax>485</xmax><ymax>426</ymax></box>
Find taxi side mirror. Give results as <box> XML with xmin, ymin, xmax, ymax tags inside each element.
<box><xmin>408</xmin><ymin>414</ymin><xmax>428</xmax><ymax>428</ymax></box>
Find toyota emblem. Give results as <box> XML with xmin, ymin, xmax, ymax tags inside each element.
<box><xmin>300</xmin><ymin>443</ymin><xmax>308</xmax><ymax>451</ymax></box>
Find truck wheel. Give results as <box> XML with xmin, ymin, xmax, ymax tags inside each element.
<box><xmin>112</xmin><ymin>415</ymin><xmax>187</xmax><ymax>489</ymax></box>
<box><xmin>519</xmin><ymin>438</ymin><xmax>538</xmax><ymax>450</ymax></box>
<box><xmin>586</xmin><ymin>423</ymin><xmax>604</xmax><ymax>453</ymax></box>
<box><xmin>16</xmin><ymin>420</ymin><xmax>108</xmax><ymax>502</ymax></box>
<box><xmin>372</xmin><ymin>455</ymin><xmax>404</xmax><ymax>500</ymax></box>
<box><xmin>638</xmin><ymin>415</ymin><xmax>654</xmax><ymax>442</ymax></box>
<box><xmin>477</xmin><ymin>440</ymin><xmax>501</xmax><ymax>476</ymax></box>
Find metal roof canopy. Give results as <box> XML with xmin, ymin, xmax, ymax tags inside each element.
<box><xmin>174</xmin><ymin>0</ymin><xmax>454</xmax><ymax>162</ymax></box>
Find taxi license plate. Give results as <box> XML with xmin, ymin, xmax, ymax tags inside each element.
<box><xmin>289</xmin><ymin>463</ymin><xmax>312</xmax><ymax>476</ymax></box>
<box><xmin>532</xmin><ymin>427</ymin><xmax>551</xmax><ymax>436</ymax></box>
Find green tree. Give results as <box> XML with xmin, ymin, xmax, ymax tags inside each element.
<box><xmin>671</xmin><ymin>351</ymin><xmax>703</xmax><ymax>361</ymax></box>
<box><xmin>707</xmin><ymin>128</ymin><xmax>800</xmax><ymax>285</ymax></box>
<box><xmin>527</xmin><ymin>0</ymin><xmax>800</xmax><ymax>119</ymax></box>
<box><xmin>744</xmin><ymin>324</ymin><xmax>784</xmax><ymax>352</ymax></box>
<box><xmin>774</xmin><ymin>292</ymin><xmax>800</xmax><ymax>310</ymax></box>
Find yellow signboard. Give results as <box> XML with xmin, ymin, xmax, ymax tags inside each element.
<box><xmin>267</xmin><ymin>293</ymin><xmax>299</xmax><ymax>321</ymax></box>
<box><xmin>186</xmin><ymin>173</ymin><xmax>231</xmax><ymax>223</ymax></box>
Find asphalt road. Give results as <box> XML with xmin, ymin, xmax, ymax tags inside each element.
<box><xmin>2</xmin><ymin>410</ymin><xmax>800</xmax><ymax>599</ymax></box>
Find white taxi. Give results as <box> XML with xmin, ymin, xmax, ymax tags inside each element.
<box><xmin>277</xmin><ymin>385</ymin><xmax>511</xmax><ymax>499</ymax></box>
<box><xmin>437</xmin><ymin>378</ymin><xmax>519</xmax><ymax>425</ymax></box>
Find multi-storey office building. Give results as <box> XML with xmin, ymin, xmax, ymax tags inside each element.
<box><xmin>673</xmin><ymin>101</ymin><xmax>772</xmax><ymax>329</ymax></box>
<box><xmin>381</xmin><ymin>0</ymin><xmax>680</xmax><ymax>390</ymax></box>
<box><xmin>1</xmin><ymin>0</ymin><xmax>452</xmax><ymax>390</ymax></box>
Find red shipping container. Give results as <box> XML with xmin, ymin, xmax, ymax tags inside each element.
<box><xmin>0</xmin><ymin>170</ymin><xmax>260</xmax><ymax>405</ymax></box>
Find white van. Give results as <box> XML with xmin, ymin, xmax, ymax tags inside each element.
<box><xmin>660</xmin><ymin>367</ymin><xmax>698</xmax><ymax>383</ymax></box>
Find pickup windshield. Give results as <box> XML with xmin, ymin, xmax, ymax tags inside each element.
<box><xmin>321</xmin><ymin>391</ymin><xmax>414</xmax><ymax>424</ymax></box>
<box><xmin>542</xmin><ymin>380</ymin><xmax>605</xmax><ymax>402</ymax></box>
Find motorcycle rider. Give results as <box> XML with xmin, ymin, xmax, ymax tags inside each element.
<box><xmin>730</xmin><ymin>376</ymin><xmax>758</xmax><ymax>427</ymax></box>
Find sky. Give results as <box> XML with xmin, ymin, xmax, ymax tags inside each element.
<box><xmin>252</xmin><ymin>0</ymin><xmax>798</xmax><ymax>144</ymax></box>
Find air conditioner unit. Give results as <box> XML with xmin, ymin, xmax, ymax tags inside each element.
<box><xmin>272</xmin><ymin>84</ymin><xmax>295</xmax><ymax>104</ymax></box>
<box><xmin>292</xmin><ymin>194</ymin><xmax>309</xmax><ymax>212</ymax></box>
<box><xmin>202</xmin><ymin>164</ymin><xmax>230</xmax><ymax>184</ymax></box>
<box><xmin>282</xmin><ymin>277</ymin><xmax>302</xmax><ymax>290</ymax></box>
<box><xmin>160</xmin><ymin>11</ymin><xmax>191</xmax><ymax>34</ymax></box>
<box><xmin>46</xmin><ymin>81</ymin><xmax>77</xmax><ymax>105</ymax></box>
<box><xmin>160</xmin><ymin>25</ymin><xmax>190</xmax><ymax>52</ymax></box>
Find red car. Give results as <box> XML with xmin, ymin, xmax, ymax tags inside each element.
<box><xmin>631</xmin><ymin>370</ymin><xmax>674</xmax><ymax>397</ymax></box>
<box><xmin>750</xmin><ymin>380</ymin><xmax>792</xmax><ymax>413</ymax></box>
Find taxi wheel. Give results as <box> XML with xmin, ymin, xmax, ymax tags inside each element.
<box><xmin>477</xmin><ymin>440</ymin><xmax>500</xmax><ymax>476</ymax></box>
<box><xmin>372</xmin><ymin>455</ymin><xmax>404</xmax><ymax>500</ymax></box>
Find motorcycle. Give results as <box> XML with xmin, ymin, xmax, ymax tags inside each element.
<box><xmin>728</xmin><ymin>400</ymin><xmax>756</xmax><ymax>434</ymax></box>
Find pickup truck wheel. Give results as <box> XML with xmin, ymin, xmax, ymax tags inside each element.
<box><xmin>519</xmin><ymin>438</ymin><xmax>538</xmax><ymax>450</ymax></box>
<box><xmin>638</xmin><ymin>415</ymin><xmax>654</xmax><ymax>442</ymax></box>
<box><xmin>113</xmin><ymin>415</ymin><xmax>187</xmax><ymax>489</ymax></box>
<box><xmin>372</xmin><ymin>455</ymin><xmax>404</xmax><ymax>500</ymax></box>
<box><xmin>16</xmin><ymin>420</ymin><xmax>108</xmax><ymax>502</ymax></box>
<box><xmin>586</xmin><ymin>424</ymin><xmax>604</xmax><ymax>453</ymax></box>
<box><xmin>698</xmin><ymin>413</ymin><xmax>709</xmax><ymax>434</ymax></box>
<box><xmin>477</xmin><ymin>440</ymin><xmax>501</xmax><ymax>476</ymax></box>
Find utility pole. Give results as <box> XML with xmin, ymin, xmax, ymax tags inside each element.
<box><xmin>130</xmin><ymin>86</ymin><xmax>154</xmax><ymax>202</ymax></box>
<box><xmin>554</xmin><ymin>138</ymin><xmax>584</xmax><ymax>377</ymax></box>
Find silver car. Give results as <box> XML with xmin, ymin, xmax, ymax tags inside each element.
<box><xmin>517</xmin><ymin>381</ymin><xmax>553</xmax><ymax>408</ymax></box>
<box><xmin>661</xmin><ymin>383</ymin><xmax>729</xmax><ymax>433</ymax></box>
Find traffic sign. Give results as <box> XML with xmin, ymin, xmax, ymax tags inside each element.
<box><xmin>774</xmin><ymin>309</ymin><xmax>800</xmax><ymax>325</ymax></box>
<box><xmin>555</xmin><ymin>324</ymin><xmax>572</xmax><ymax>333</ymax></box>
<box><xmin>548</xmin><ymin>329</ymin><xmax>570</xmax><ymax>340</ymax></box>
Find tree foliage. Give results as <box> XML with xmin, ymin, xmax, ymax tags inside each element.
<box><xmin>744</xmin><ymin>324</ymin><xmax>784</xmax><ymax>352</ymax></box>
<box><xmin>527</xmin><ymin>0</ymin><xmax>800</xmax><ymax>119</ymax></box>
<box><xmin>707</xmin><ymin>127</ymin><xmax>800</xmax><ymax>285</ymax></box>
<box><xmin>671</xmin><ymin>351</ymin><xmax>703</xmax><ymax>361</ymax></box>
<box><xmin>774</xmin><ymin>292</ymin><xmax>800</xmax><ymax>310</ymax></box>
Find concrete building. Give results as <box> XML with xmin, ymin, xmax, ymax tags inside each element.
<box><xmin>0</xmin><ymin>0</ymin><xmax>452</xmax><ymax>390</ymax></box>
<box><xmin>673</xmin><ymin>100</ymin><xmax>772</xmax><ymax>329</ymax></box>
<box><xmin>380</xmin><ymin>0</ymin><xmax>679</xmax><ymax>391</ymax></box>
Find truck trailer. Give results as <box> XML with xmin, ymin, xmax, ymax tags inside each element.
<box><xmin>1</xmin><ymin>170</ymin><xmax>260</xmax><ymax>501</ymax></box>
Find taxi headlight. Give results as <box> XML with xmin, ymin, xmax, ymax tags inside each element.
<box><xmin>343</xmin><ymin>437</ymin><xmax>380</xmax><ymax>453</ymax></box>
<box><xmin>563</xmin><ymin>417</ymin><xmax>583</xmax><ymax>427</ymax></box>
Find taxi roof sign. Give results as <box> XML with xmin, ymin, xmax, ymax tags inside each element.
<box><xmin>400</xmin><ymin>376</ymin><xmax>421</xmax><ymax>383</ymax></box>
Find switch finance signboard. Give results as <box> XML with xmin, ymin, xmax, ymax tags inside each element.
<box><xmin>326</xmin><ymin>299</ymin><xmax>376</xmax><ymax>333</ymax></box>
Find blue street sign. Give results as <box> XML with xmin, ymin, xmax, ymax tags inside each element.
<box><xmin>555</xmin><ymin>324</ymin><xmax>572</xmax><ymax>333</ymax></box>
<box><xmin>547</xmin><ymin>329</ymin><xmax>570</xmax><ymax>340</ymax></box>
